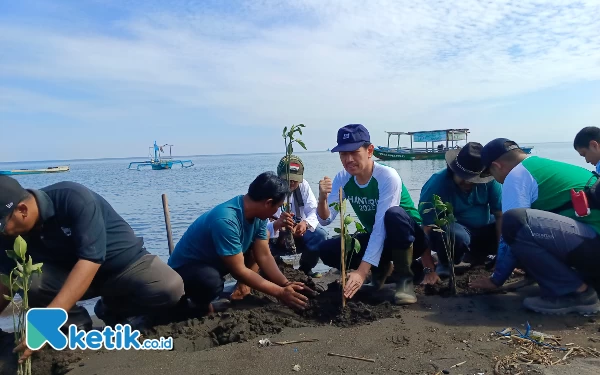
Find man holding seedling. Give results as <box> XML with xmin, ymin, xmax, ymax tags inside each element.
<box><xmin>317</xmin><ymin>124</ymin><xmax>435</xmax><ymax>305</ymax></box>
<box><xmin>0</xmin><ymin>175</ymin><xmax>185</xmax><ymax>361</ymax></box>
<box><xmin>418</xmin><ymin>142</ymin><xmax>503</xmax><ymax>278</ymax></box>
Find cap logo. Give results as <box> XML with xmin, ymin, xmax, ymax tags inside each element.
<box><xmin>289</xmin><ymin>163</ymin><xmax>301</xmax><ymax>173</ymax></box>
<box><xmin>6</xmin><ymin>202</ymin><xmax>13</xmax><ymax>209</ymax></box>
<box><xmin>343</xmin><ymin>133</ymin><xmax>350</xmax><ymax>139</ymax></box>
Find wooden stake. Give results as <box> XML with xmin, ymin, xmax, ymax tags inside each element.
<box><xmin>339</xmin><ymin>186</ymin><xmax>346</xmax><ymax>308</ymax></box>
<box><xmin>327</xmin><ymin>352</ymin><xmax>375</xmax><ymax>363</ymax></box>
<box><xmin>162</xmin><ymin>193</ymin><xmax>174</xmax><ymax>255</ymax></box>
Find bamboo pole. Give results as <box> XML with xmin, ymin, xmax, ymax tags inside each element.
<box><xmin>162</xmin><ymin>193</ymin><xmax>174</xmax><ymax>255</ymax></box>
<box><xmin>339</xmin><ymin>186</ymin><xmax>346</xmax><ymax>308</ymax></box>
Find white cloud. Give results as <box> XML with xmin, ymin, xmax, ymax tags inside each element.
<box><xmin>1</xmin><ymin>0</ymin><xmax>600</xmax><ymax>158</ymax></box>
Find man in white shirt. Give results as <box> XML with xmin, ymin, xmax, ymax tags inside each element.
<box><xmin>268</xmin><ymin>155</ymin><xmax>328</xmax><ymax>278</ymax></box>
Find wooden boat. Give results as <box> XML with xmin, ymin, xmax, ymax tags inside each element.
<box><xmin>373</xmin><ymin>129</ymin><xmax>534</xmax><ymax>161</ymax></box>
<box><xmin>128</xmin><ymin>141</ymin><xmax>194</xmax><ymax>171</ymax></box>
<box><xmin>373</xmin><ymin>129</ymin><xmax>470</xmax><ymax>160</ymax></box>
<box><xmin>0</xmin><ymin>166</ymin><xmax>70</xmax><ymax>176</ymax></box>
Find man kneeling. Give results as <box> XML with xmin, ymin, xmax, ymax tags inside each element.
<box><xmin>0</xmin><ymin>176</ymin><xmax>185</xmax><ymax>360</ymax></box>
<box><xmin>168</xmin><ymin>172</ymin><xmax>316</xmax><ymax>313</ymax></box>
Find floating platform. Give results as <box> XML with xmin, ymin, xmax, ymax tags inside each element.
<box><xmin>128</xmin><ymin>141</ymin><xmax>194</xmax><ymax>171</ymax></box>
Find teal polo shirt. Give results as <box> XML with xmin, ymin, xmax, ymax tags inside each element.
<box><xmin>168</xmin><ymin>195</ymin><xmax>268</xmax><ymax>271</ymax></box>
<box><xmin>418</xmin><ymin>169</ymin><xmax>502</xmax><ymax>229</ymax></box>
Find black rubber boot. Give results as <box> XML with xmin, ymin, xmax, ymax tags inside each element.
<box><xmin>391</xmin><ymin>244</ymin><xmax>417</xmax><ymax>305</ymax></box>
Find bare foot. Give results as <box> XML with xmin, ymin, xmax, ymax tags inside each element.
<box><xmin>230</xmin><ymin>283</ymin><xmax>252</xmax><ymax>300</ymax></box>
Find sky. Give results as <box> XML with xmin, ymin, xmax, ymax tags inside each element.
<box><xmin>1</xmin><ymin>0</ymin><xmax>600</xmax><ymax>162</ymax></box>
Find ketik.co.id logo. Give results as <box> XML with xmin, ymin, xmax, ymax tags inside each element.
<box><xmin>26</xmin><ymin>308</ymin><xmax>173</xmax><ymax>350</ymax></box>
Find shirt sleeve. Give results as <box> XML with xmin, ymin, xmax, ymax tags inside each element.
<box><xmin>68</xmin><ymin>197</ymin><xmax>107</xmax><ymax>264</ymax></box>
<box><xmin>302</xmin><ymin>181</ymin><xmax>319</xmax><ymax>231</ymax></box>
<box><xmin>255</xmin><ymin>219</ymin><xmax>268</xmax><ymax>241</ymax></box>
<box><xmin>488</xmin><ymin>181</ymin><xmax>503</xmax><ymax>213</ymax></box>
<box><xmin>211</xmin><ymin>218</ymin><xmax>243</xmax><ymax>256</ymax></box>
<box><xmin>490</xmin><ymin>238</ymin><xmax>517</xmax><ymax>286</ymax></box>
<box><xmin>362</xmin><ymin>169</ymin><xmax>402</xmax><ymax>267</ymax></box>
<box><xmin>317</xmin><ymin>174</ymin><xmax>343</xmax><ymax>226</ymax></box>
<box><xmin>501</xmin><ymin>163</ymin><xmax>538</xmax><ymax>213</ymax></box>
<box><xmin>418</xmin><ymin>175</ymin><xmax>445</xmax><ymax>227</ymax></box>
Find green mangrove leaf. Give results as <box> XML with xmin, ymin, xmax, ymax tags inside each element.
<box><xmin>13</xmin><ymin>236</ymin><xmax>27</xmax><ymax>261</ymax></box>
<box><xmin>0</xmin><ymin>274</ymin><xmax>10</xmax><ymax>288</ymax></box>
<box><xmin>296</xmin><ymin>139</ymin><xmax>307</xmax><ymax>150</ymax></box>
<box><xmin>31</xmin><ymin>263</ymin><xmax>43</xmax><ymax>273</ymax></box>
<box><xmin>5</xmin><ymin>250</ymin><xmax>17</xmax><ymax>261</ymax></box>
<box><xmin>352</xmin><ymin>239</ymin><xmax>361</xmax><ymax>254</ymax></box>
<box><xmin>3</xmin><ymin>294</ymin><xmax>12</xmax><ymax>301</ymax></box>
<box><xmin>334</xmin><ymin>228</ymin><xmax>341</xmax><ymax>234</ymax></box>
<box><xmin>344</xmin><ymin>215</ymin><xmax>353</xmax><ymax>225</ymax></box>
<box><xmin>432</xmin><ymin>228</ymin><xmax>445</xmax><ymax>233</ymax></box>
<box><xmin>422</xmin><ymin>208</ymin><xmax>435</xmax><ymax>214</ymax></box>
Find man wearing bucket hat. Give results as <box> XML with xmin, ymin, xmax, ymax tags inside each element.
<box><xmin>267</xmin><ymin>155</ymin><xmax>328</xmax><ymax>277</ymax></box>
<box><xmin>317</xmin><ymin>124</ymin><xmax>430</xmax><ymax>305</ymax></box>
<box><xmin>418</xmin><ymin>142</ymin><xmax>503</xmax><ymax>279</ymax></box>
<box><xmin>468</xmin><ymin>138</ymin><xmax>600</xmax><ymax>315</ymax></box>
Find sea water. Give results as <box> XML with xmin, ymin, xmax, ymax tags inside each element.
<box><xmin>0</xmin><ymin>143</ymin><xmax>588</xmax><ymax>330</ymax></box>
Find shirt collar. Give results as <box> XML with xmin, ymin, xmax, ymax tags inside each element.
<box><xmin>28</xmin><ymin>189</ymin><xmax>56</xmax><ymax>223</ymax></box>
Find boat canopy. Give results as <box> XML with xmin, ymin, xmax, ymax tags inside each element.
<box><xmin>383</xmin><ymin>129</ymin><xmax>470</xmax><ymax>149</ymax></box>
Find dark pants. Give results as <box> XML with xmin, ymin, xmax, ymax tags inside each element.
<box><xmin>430</xmin><ymin>221</ymin><xmax>498</xmax><ymax>266</ymax></box>
<box><xmin>319</xmin><ymin>206</ymin><xmax>428</xmax><ymax>271</ymax></box>
<box><xmin>28</xmin><ymin>253</ymin><xmax>185</xmax><ymax>328</ymax></box>
<box><xmin>173</xmin><ymin>262</ymin><xmax>226</xmax><ymax>309</ymax></box>
<box><xmin>503</xmin><ymin>208</ymin><xmax>600</xmax><ymax>297</ymax></box>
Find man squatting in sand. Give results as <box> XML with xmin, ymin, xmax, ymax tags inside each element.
<box><xmin>469</xmin><ymin>138</ymin><xmax>600</xmax><ymax>314</ymax></box>
<box><xmin>168</xmin><ymin>172</ymin><xmax>316</xmax><ymax>313</ymax></box>
<box><xmin>316</xmin><ymin>124</ymin><xmax>437</xmax><ymax>305</ymax></box>
<box><xmin>0</xmin><ymin>176</ymin><xmax>185</xmax><ymax>363</ymax></box>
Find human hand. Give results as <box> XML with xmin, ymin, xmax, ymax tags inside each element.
<box><xmin>286</xmin><ymin>281</ymin><xmax>318</xmax><ymax>297</ymax></box>
<box><xmin>273</xmin><ymin>212</ymin><xmax>295</xmax><ymax>232</ymax></box>
<box><xmin>278</xmin><ymin>284</ymin><xmax>310</xmax><ymax>309</ymax></box>
<box><xmin>294</xmin><ymin>221</ymin><xmax>308</xmax><ymax>237</ymax></box>
<box><xmin>469</xmin><ymin>276</ymin><xmax>499</xmax><ymax>290</ymax></box>
<box><xmin>421</xmin><ymin>272</ymin><xmax>441</xmax><ymax>286</ymax></box>
<box><xmin>344</xmin><ymin>271</ymin><xmax>366</xmax><ymax>299</ymax></box>
<box><xmin>319</xmin><ymin>176</ymin><xmax>332</xmax><ymax>198</ymax></box>
<box><xmin>14</xmin><ymin>338</ymin><xmax>39</xmax><ymax>364</ymax></box>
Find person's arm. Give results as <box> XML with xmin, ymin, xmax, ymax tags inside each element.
<box><xmin>302</xmin><ymin>181</ymin><xmax>320</xmax><ymax>231</ymax></box>
<box><xmin>317</xmin><ymin>176</ymin><xmax>340</xmax><ymax>226</ymax></box>
<box><xmin>493</xmin><ymin>211</ymin><xmax>503</xmax><ymax>247</ymax></box>
<box><xmin>252</xmin><ymin>239</ymin><xmax>289</xmax><ymax>286</ymax></box>
<box><xmin>471</xmin><ymin>166</ymin><xmax>537</xmax><ymax>289</ymax></box>
<box><xmin>345</xmin><ymin>170</ymin><xmax>401</xmax><ymax>298</ymax></box>
<box><xmin>489</xmin><ymin>180</ymin><xmax>503</xmax><ymax>247</ymax></box>
<box><xmin>51</xmin><ymin>198</ymin><xmax>106</xmax><ymax>312</ymax></box>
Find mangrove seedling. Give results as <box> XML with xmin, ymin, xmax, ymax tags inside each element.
<box><xmin>420</xmin><ymin>194</ymin><xmax>457</xmax><ymax>295</ymax></box>
<box><xmin>330</xmin><ymin>196</ymin><xmax>367</xmax><ymax>306</ymax></box>
<box><xmin>281</xmin><ymin>124</ymin><xmax>307</xmax><ymax>254</ymax></box>
<box><xmin>1</xmin><ymin>236</ymin><xmax>43</xmax><ymax>375</ymax></box>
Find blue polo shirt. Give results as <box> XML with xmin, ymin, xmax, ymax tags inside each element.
<box><xmin>418</xmin><ymin>169</ymin><xmax>502</xmax><ymax>229</ymax></box>
<box><xmin>168</xmin><ymin>195</ymin><xmax>268</xmax><ymax>271</ymax></box>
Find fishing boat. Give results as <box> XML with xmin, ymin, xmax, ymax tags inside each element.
<box><xmin>0</xmin><ymin>166</ymin><xmax>70</xmax><ymax>176</ymax></box>
<box><xmin>373</xmin><ymin>129</ymin><xmax>534</xmax><ymax>161</ymax></box>
<box><xmin>128</xmin><ymin>141</ymin><xmax>194</xmax><ymax>171</ymax></box>
<box><xmin>373</xmin><ymin>129</ymin><xmax>470</xmax><ymax>160</ymax></box>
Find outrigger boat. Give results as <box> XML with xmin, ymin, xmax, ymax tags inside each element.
<box><xmin>128</xmin><ymin>141</ymin><xmax>194</xmax><ymax>171</ymax></box>
<box><xmin>0</xmin><ymin>165</ymin><xmax>70</xmax><ymax>176</ymax></box>
<box><xmin>373</xmin><ymin>129</ymin><xmax>533</xmax><ymax>161</ymax></box>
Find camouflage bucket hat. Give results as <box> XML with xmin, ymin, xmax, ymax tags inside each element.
<box><xmin>277</xmin><ymin>155</ymin><xmax>304</xmax><ymax>183</ymax></box>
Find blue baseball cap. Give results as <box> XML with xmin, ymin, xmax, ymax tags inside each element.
<box><xmin>480</xmin><ymin>138</ymin><xmax>521</xmax><ymax>174</ymax></box>
<box><xmin>330</xmin><ymin>124</ymin><xmax>371</xmax><ymax>152</ymax></box>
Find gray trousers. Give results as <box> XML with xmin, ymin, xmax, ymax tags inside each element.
<box><xmin>27</xmin><ymin>253</ymin><xmax>185</xmax><ymax>327</ymax></box>
<box><xmin>503</xmin><ymin>208</ymin><xmax>600</xmax><ymax>297</ymax></box>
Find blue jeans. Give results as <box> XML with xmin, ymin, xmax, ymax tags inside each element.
<box><xmin>429</xmin><ymin>221</ymin><xmax>497</xmax><ymax>266</ymax></box>
<box><xmin>502</xmin><ymin>208</ymin><xmax>600</xmax><ymax>297</ymax></box>
<box><xmin>298</xmin><ymin>225</ymin><xmax>328</xmax><ymax>273</ymax></box>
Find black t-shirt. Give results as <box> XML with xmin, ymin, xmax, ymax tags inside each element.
<box><xmin>0</xmin><ymin>181</ymin><xmax>146</xmax><ymax>279</ymax></box>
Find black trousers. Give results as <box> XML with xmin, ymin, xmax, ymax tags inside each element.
<box><xmin>318</xmin><ymin>206</ymin><xmax>428</xmax><ymax>270</ymax></box>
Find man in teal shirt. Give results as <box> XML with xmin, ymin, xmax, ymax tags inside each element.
<box><xmin>419</xmin><ymin>142</ymin><xmax>503</xmax><ymax>278</ymax></box>
<box><xmin>169</xmin><ymin>172</ymin><xmax>315</xmax><ymax>314</ymax></box>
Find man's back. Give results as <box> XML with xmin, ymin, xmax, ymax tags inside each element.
<box><xmin>503</xmin><ymin>156</ymin><xmax>600</xmax><ymax>234</ymax></box>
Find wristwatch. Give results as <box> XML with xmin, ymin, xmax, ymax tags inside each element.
<box><xmin>423</xmin><ymin>267</ymin><xmax>433</xmax><ymax>274</ymax></box>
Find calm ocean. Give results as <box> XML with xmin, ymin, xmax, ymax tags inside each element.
<box><xmin>0</xmin><ymin>142</ymin><xmax>588</xmax><ymax>329</ymax></box>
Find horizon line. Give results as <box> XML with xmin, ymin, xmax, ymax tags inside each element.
<box><xmin>0</xmin><ymin>140</ymin><xmax>571</xmax><ymax>165</ymax></box>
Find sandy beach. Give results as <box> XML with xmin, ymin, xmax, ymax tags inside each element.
<box><xmin>1</xmin><ymin>262</ymin><xmax>599</xmax><ymax>375</ymax></box>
